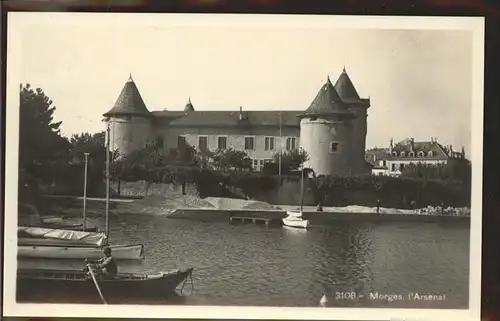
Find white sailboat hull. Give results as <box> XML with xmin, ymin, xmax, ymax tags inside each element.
<box><xmin>282</xmin><ymin>217</ymin><xmax>310</xmax><ymax>229</ymax></box>
<box><xmin>18</xmin><ymin>243</ymin><xmax>144</xmax><ymax>260</ymax></box>
<box><xmin>286</xmin><ymin>210</ymin><xmax>303</xmax><ymax>218</ymax></box>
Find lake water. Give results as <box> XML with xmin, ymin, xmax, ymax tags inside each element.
<box><xmin>17</xmin><ymin>213</ymin><xmax>470</xmax><ymax>308</ymax></box>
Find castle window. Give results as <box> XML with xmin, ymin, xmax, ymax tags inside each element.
<box><xmin>400</xmin><ymin>152</ymin><xmax>406</xmax><ymax>157</ymax></box>
<box><xmin>264</xmin><ymin>137</ymin><xmax>275</xmax><ymax>151</ymax></box>
<box><xmin>177</xmin><ymin>136</ymin><xmax>187</xmax><ymax>149</ymax></box>
<box><xmin>286</xmin><ymin>137</ymin><xmax>296</xmax><ymax>151</ymax></box>
<box><xmin>217</xmin><ymin>136</ymin><xmax>227</xmax><ymax>150</ymax></box>
<box><xmin>155</xmin><ymin>136</ymin><xmax>164</xmax><ymax>149</ymax></box>
<box><xmin>428</xmin><ymin>151</ymin><xmax>434</xmax><ymax>157</ymax></box>
<box><xmin>418</xmin><ymin>151</ymin><xmax>424</xmax><ymax>157</ymax></box>
<box><xmin>392</xmin><ymin>152</ymin><xmax>397</xmax><ymax>156</ymax></box>
<box><xmin>244</xmin><ymin>136</ymin><xmax>255</xmax><ymax>150</ymax></box>
<box><xmin>198</xmin><ymin>136</ymin><xmax>208</xmax><ymax>152</ymax></box>
<box><xmin>329</xmin><ymin>141</ymin><xmax>339</xmax><ymax>153</ymax></box>
<box><xmin>391</xmin><ymin>163</ymin><xmax>396</xmax><ymax>171</ymax></box>
<box><xmin>409</xmin><ymin>152</ymin><xmax>415</xmax><ymax>157</ymax></box>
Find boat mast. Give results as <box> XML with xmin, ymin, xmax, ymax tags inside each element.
<box><xmin>105</xmin><ymin>121</ymin><xmax>110</xmax><ymax>244</ymax></box>
<box><xmin>278</xmin><ymin>111</ymin><xmax>282</xmax><ymax>176</ymax></box>
<box><xmin>82</xmin><ymin>152</ymin><xmax>89</xmax><ymax>231</ymax></box>
<box><xmin>299</xmin><ymin>157</ymin><xmax>304</xmax><ymax>213</ymax></box>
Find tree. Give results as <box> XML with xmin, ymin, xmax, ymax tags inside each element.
<box><xmin>19</xmin><ymin>84</ymin><xmax>70</xmax><ymax>181</ymax></box>
<box><xmin>208</xmin><ymin>148</ymin><xmax>252</xmax><ymax>171</ymax></box>
<box><xmin>272</xmin><ymin>148</ymin><xmax>309</xmax><ymax>173</ymax></box>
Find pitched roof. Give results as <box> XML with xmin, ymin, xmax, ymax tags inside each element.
<box><xmin>333</xmin><ymin>68</ymin><xmax>361</xmax><ymax>101</ymax></box>
<box><xmin>184</xmin><ymin>98</ymin><xmax>195</xmax><ymax>112</ymax></box>
<box><xmin>152</xmin><ymin>110</ymin><xmax>301</xmax><ymax>127</ymax></box>
<box><xmin>388</xmin><ymin>139</ymin><xmax>450</xmax><ymax>160</ymax></box>
<box><xmin>302</xmin><ymin>77</ymin><xmax>351</xmax><ymax>116</ymax></box>
<box><xmin>103</xmin><ymin>75</ymin><xmax>151</xmax><ymax>117</ymax></box>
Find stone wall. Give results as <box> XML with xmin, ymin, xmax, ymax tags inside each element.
<box><xmin>110</xmin><ymin>177</ymin><xmax>316</xmax><ymax>206</ymax></box>
<box><xmin>110</xmin><ymin>180</ymin><xmax>199</xmax><ymax>198</ymax></box>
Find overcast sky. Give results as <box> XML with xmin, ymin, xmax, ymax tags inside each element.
<box><xmin>10</xmin><ymin>14</ymin><xmax>476</xmax><ymax>152</ymax></box>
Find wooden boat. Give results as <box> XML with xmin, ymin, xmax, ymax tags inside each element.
<box><xmin>18</xmin><ymin>243</ymin><xmax>144</xmax><ymax>260</ymax></box>
<box><xmin>40</xmin><ymin>216</ymin><xmax>98</xmax><ymax>232</ymax></box>
<box><xmin>16</xmin><ymin>267</ymin><xmax>194</xmax><ymax>301</ymax></box>
<box><xmin>17</xmin><ymin>227</ymin><xmax>144</xmax><ymax>260</ymax></box>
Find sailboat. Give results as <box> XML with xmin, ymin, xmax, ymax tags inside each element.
<box><xmin>17</xmin><ymin>122</ymin><xmax>144</xmax><ymax>260</ymax></box>
<box><xmin>282</xmin><ymin>165</ymin><xmax>310</xmax><ymax>229</ymax></box>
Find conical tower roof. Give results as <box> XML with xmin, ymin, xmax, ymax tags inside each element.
<box><xmin>302</xmin><ymin>76</ymin><xmax>349</xmax><ymax>115</ymax></box>
<box><xmin>103</xmin><ymin>74</ymin><xmax>150</xmax><ymax>117</ymax></box>
<box><xmin>333</xmin><ymin>67</ymin><xmax>361</xmax><ymax>102</ymax></box>
<box><xmin>184</xmin><ymin>98</ymin><xmax>195</xmax><ymax>112</ymax></box>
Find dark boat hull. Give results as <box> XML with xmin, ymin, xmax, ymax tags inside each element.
<box><xmin>16</xmin><ymin>268</ymin><xmax>194</xmax><ymax>303</ymax></box>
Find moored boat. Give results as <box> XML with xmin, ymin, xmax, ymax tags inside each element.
<box><xmin>17</xmin><ymin>226</ymin><xmax>144</xmax><ymax>260</ymax></box>
<box><xmin>18</xmin><ymin>243</ymin><xmax>144</xmax><ymax>260</ymax></box>
<box><xmin>282</xmin><ymin>215</ymin><xmax>310</xmax><ymax>229</ymax></box>
<box><xmin>16</xmin><ymin>267</ymin><xmax>194</xmax><ymax>301</ymax></box>
<box><xmin>281</xmin><ymin>165</ymin><xmax>310</xmax><ymax>229</ymax></box>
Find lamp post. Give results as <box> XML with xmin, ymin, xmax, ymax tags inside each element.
<box><xmin>82</xmin><ymin>152</ymin><xmax>90</xmax><ymax>231</ymax></box>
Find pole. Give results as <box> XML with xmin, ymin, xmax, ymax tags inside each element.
<box><xmin>299</xmin><ymin>151</ymin><xmax>304</xmax><ymax>213</ymax></box>
<box><xmin>82</xmin><ymin>152</ymin><xmax>89</xmax><ymax>231</ymax></box>
<box><xmin>86</xmin><ymin>264</ymin><xmax>107</xmax><ymax>304</ymax></box>
<box><xmin>105</xmin><ymin>121</ymin><xmax>110</xmax><ymax>244</ymax></box>
<box><xmin>278</xmin><ymin>111</ymin><xmax>282</xmax><ymax>176</ymax></box>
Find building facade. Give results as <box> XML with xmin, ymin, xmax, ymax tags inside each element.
<box><xmin>366</xmin><ymin>137</ymin><xmax>466</xmax><ymax>177</ymax></box>
<box><xmin>103</xmin><ymin>70</ymin><xmax>371</xmax><ymax>175</ymax></box>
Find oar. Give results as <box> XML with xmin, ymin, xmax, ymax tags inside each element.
<box><xmin>86</xmin><ymin>264</ymin><xmax>107</xmax><ymax>304</ymax></box>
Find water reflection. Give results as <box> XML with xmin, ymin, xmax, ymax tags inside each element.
<box><xmin>17</xmin><ymin>214</ymin><xmax>469</xmax><ymax>308</ymax></box>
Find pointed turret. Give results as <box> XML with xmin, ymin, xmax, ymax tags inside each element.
<box><xmin>333</xmin><ymin>67</ymin><xmax>361</xmax><ymax>102</ymax></box>
<box><xmin>184</xmin><ymin>98</ymin><xmax>195</xmax><ymax>112</ymax></box>
<box><xmin>103</xmin><ymin>74</ymin><xmax>150</xmax><ymax>117</ymax></box>
<box><xmin>302</xmin><ymin>76</ymin><xmax>349</xmax><ymax>115</ymax></box>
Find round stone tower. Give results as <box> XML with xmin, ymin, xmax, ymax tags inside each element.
<box><xmin>333</xmin><ymin>67</ymin><xmax>371</xmax><ymax>174</ymax></box>
<box><xmin>299</xmin><ymin>76</ymin><xmax>357</xmax><ymax>176</ymax></box>
<box><xmin>103</xmin><ymin>74</ymin><xmax>153</xmax><ymax>157</ymax></box>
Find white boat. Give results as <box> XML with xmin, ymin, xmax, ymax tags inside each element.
<box><xmin>17</xmin><ymin>226</ymin><xmax>144</xmax><ymax>260</ymax></box>
<box><xmin>18</xmin><ymin>243</ymin><xmax>144</xmax><ymax>260</ymax></box>
<box><xmin>282</xmin><ymin>166</ymin><xmax>310</xmax><ymax>229</ymax></box>
<box><xmin>286</xmin><ymin>210</ymin><xmax>303</xmax><ymax>218</ymax></box>
<box><xmin>282</xmin><ymin>215</ymin><xmax>310</xmax><ymax>229</ymax></box>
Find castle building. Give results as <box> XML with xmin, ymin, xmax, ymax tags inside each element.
<box><xmin>103</xmin><ymin>69</ymin><xmax>371</xmax><ymax>176</ymax></box>
<box><xmin>365</xmin><ymin>137</ymin><xmax>467</xmax><ymax>177</ymax></box>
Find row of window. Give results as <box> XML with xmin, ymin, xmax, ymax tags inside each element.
<box><xmin>392</xmin><ymin>151</ymin><xmax>434</xmax><ymax>157</ymax></box>
<box><xmin>175</xmin><ymin>135</ymin><xmax>298</xmax><ymax>152</ymax></box>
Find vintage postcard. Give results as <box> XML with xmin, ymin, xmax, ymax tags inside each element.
<box><xmin>3</xmin><ymin>12</ymin><xmax>484</xmax><ymax>321</ymax></box>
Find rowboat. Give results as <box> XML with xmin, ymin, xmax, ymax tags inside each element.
<box><xmin>17</xmin><ymin>227</ymin><xmax>144</xmax><ymax>260</ymax></box>
<box><xmin>16</xmin><ymin>267</ymin><xmax>194</xmax><ymax>301</ymax></box>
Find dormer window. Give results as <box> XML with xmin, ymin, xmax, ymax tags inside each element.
<box><xmin>428</xmin><ymin>151</ymin><xmax>433</xmax><ymax>157</ymax></box>
<box><xmin>400</xmin><ymin>152</ymin><xmax>406</xmax><ymax>157</ymax></box>
<box><xmin>418</xmin><ymin>151</ymin><xmax>424</xmax><ymax>157</ymax></box>
<box><xmin>409</xmin><ymin>152</ymin><xmax>415</xmax><ymax>157</ymax></box>
<box><xmin>392</xmin><ymin>152</ymin><xmax>397</xmax><ymax>156</ymax></box>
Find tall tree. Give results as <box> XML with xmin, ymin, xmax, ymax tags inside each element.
<box><xmin>19</xmin><ymin>84</ymin><xmax>70</xmax><ymax>181</ymax></box>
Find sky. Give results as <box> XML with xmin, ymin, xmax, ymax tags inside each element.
<box><xmin>10</xmin><ymin>14</ymin><xmax>476</xmax><ymax>153</ymax></box>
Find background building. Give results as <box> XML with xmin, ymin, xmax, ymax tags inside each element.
<box><xmin>366</xmin><ymin>137</ymin><xmax>467</xmax><ymax>176</ymax></box>
<box><xmin>103</xmin><ymin>70</ymin><xmax>371</xmax><ymax>175</ymax></box>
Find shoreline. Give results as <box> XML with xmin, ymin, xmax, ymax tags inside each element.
<box><xmin>38</xmin><ymin>194</ymin><xmax>470</xmax><ymax>223</ymax></box>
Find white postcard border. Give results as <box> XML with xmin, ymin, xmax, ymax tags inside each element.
<box><xmin>3</xmin><ymin>13</ymin><xmax>484</xmax><ymax>321</ymax></box>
